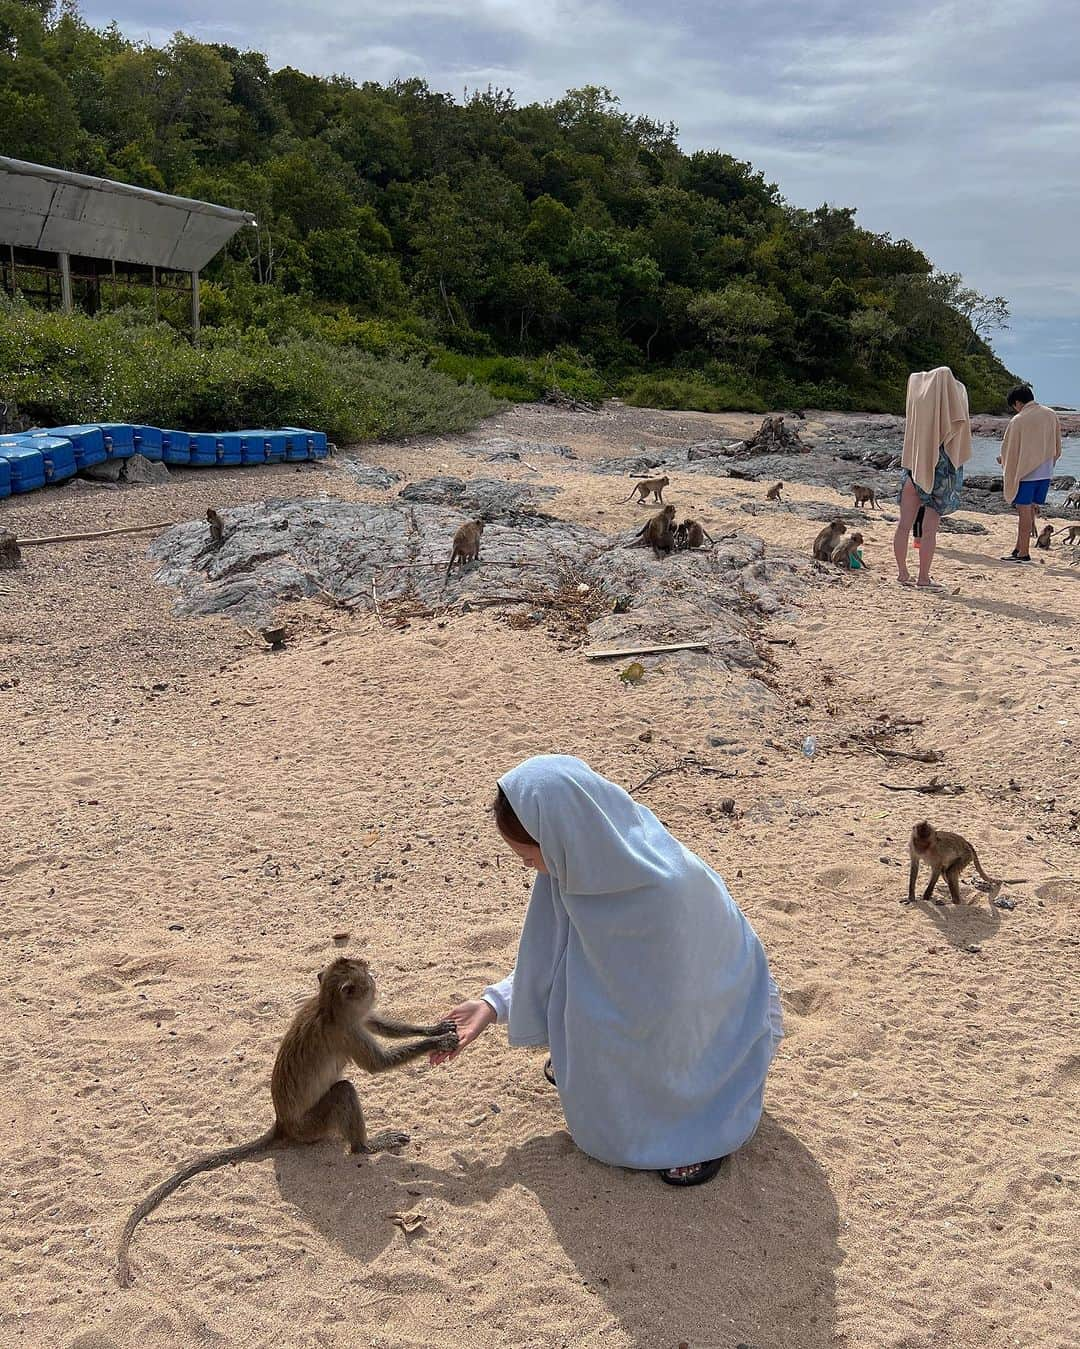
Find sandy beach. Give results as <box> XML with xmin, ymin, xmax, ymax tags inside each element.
<box><xmin>0</xmin><ymin>403</ymin><xmax>1076</xmax><ymax>1349</ymax></box>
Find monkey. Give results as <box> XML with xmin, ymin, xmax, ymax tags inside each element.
<box><xmin>905</xmin><ymin>820</ymin><xmax>1000</xmax><ymax>906</ymax></box>
<box><xmin>673</xmin><ymin>518</ymin><xmax>714</xmax><ymax>550</ymax></box>
<box><xmin>765</xmin><ymin>482</ymin><xmax>784</xmax><ymax>502</ymax></box>
<box><xmin>206</xmin><ymin>508</ymin><xmax>225</xmax><ymax>545</ymax></box>
<box><xmin>1062</xmin><ymin>524</ymin><xmax>1080</xmax><ymax>544</ymax></box>
<box><xmin>831</xmin><ymin>531</ymin><xmax>865</xmax><ymax>569</ymax></box>
<box><xmin>447</xmin><ymin>519</ymin><xmax>484</xmax><ymax>576</ymax></box>
<box><xmin>621</xmin><ymin>475</ymin><xmax>669</xmax><ymax>505</ymax></box>
<box><xmin>637</xmin><ymin>504</ymin><xmax>677</xmax><ymax>558</ymax></box>
<box><xmin>851</xmin><ymin>484</ymin><xmax>879</xmax><ymax>510</ymax></box>
<box><xmin>116</xmin><ymin>957</ymin><xmax>458</xmax><ymax>1287</ymax></box>
<box><xmin>1034</xmin><ymin>524</ymin><xmax>1054</xmax><ymax>550</ymax></box>
<box><xmin>813</xmin><ymin>518</ymin><xmax>847</xmax><ymax>561</ymax></box>
<box><xmin>1064</xmin><ymin>489</ymin><xmax>1080</xmax><ymax>509</ymax></box>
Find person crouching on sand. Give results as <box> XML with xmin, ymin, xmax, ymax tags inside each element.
<box><xmin>998</xmin><ymin>384</ymin><xmax>1061</xmax><ymax>562</ymax></box>
<box><xmin>893</xmin><ymin>366</ymin><xmax>973</xmax><ymax>588</ymax></box>
<box><xmin>430</xmin><ymin>754</ymin><xmax>784</xmax><ymax>1187</ymax></box>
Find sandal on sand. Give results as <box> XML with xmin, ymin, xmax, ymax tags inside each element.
<box><xmin>659</xmin><ymin>1157</ymin><xmax>725</xmax><ymax>1187</ymax></box>
<box><xmin>543</xmin><ymin>1058</ymin><xmax>557</xmax><ymax>1086</ymax></box>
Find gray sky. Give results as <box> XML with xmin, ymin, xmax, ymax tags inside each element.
<box><xmin>86</xmin><ymin>0</ymin><xmax>1080</xmax><ymax>403</ymax></box>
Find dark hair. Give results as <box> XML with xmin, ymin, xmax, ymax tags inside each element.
<box><xmin>1007</xmin><ymin>385</ymin><xmax>1034</xmax><ymax>407</ymax></box>
<box><xmin>492</xmin><ymin>786</ymin><xmax>536</xmax><ymax>845</ymax></box>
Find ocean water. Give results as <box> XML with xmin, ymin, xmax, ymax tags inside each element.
<box><xmin>969</xmin><ymin>435</ymin><xmax>1080</xmax><ymax>478</ymax></box>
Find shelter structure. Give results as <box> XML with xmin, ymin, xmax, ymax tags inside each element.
<box><xmin>0</xmin><ymin>157</ymin><xmax>256</xmax><ymax>335</ymax></box>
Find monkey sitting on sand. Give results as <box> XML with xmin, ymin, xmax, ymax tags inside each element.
<box><xmin>116</xmin><ymin>957</ymin><xmax>458</xmax><ymax>1286</ymax></box>
<box><xmin>812</xmin><ymin>519</ymin><xmax>846</xmax><ymax>561</ymax></box>
<box><xmin>765</xmin><ymin>482</ymin><xmax>783</xmax><ymax>502</ymax></box>
<box><xmin>673</xmin><ymin>518</ymin><xmax>714</xmax><ymax>550</ymax></box>
<box><xmin>831</xmin><ymin>531</ymin><xmax>866</xmax><ymax>570</ymax></box>
<box><xmin>1034</xmin><ymin>524</ymin><xmax>1054</xmax><ymax>550</ymax></box>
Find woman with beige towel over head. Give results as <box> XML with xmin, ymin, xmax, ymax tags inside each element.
<box><xmin>893</xmin><ymin>366</ymin><xmax>972</xmax><ymax>588</ymax></box>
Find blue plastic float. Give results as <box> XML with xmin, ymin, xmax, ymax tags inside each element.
<box><xmin>0</xmin><ymin>422</ymin><xmax>330</xmax><ymax>502</ymax></box>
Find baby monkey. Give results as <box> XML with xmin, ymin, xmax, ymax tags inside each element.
<box><xmin>673</xmin><ymin>518</ymin><xmax>714</xmax><ymax>550</ymax></box>
<box><xmin>906</xmin><ymin>820</ymin><xmax>1000</xmax><ymax>906</ymax></box>
<box><xmin>1034</xmin><ymin>524</ymin><xmax>1054</xmax><ymax>550</ymax></box>
<box><xmin>116</xmin><ymin>957</ymin><xmax>457</xmax><ymax>1286</ymax></box>
<box><xmin>622</xmin><ymin>475</ymin><xmax>669</xmax><ymax>505</ymax></box>
<box><xmin>831</xmin><ymin>531</ymin><xmax>865</xmax><ymax>569</ymax></box>
<box><xmin>766</xmin><ymin>482</ymin><xmax>784</xmax><ymax>502</ymax></box>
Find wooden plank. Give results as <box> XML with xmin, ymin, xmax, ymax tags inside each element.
<box><xmin>584</xmin><ymin>640</ymin><xmax>709</xmax><ymax>660</ymax></box>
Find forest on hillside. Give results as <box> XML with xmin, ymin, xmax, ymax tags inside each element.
<box><xmin>1</xmin><ymin>0</ymin><xmax>1017</xmax><ymax>422</ymax></box>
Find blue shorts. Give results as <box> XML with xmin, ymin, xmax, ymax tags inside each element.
<box><xmin>1013</xmin><ymin>479</ymin><xmax>1050</xmax><ymax>506</ymax></box>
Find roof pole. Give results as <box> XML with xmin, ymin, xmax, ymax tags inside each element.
<box><xmin>191</xmin><ymin>269</ymin><xmax>200</xmax><ymax>342</ymax></box>
<box><xmin>58</xmin><ymin>252</ymin><xmax>73</xmax><ymax>312</ymax></box>
<box><xmin>152</xmin><ymin>264</ymin><xmax>158</xmax><ymax>321</ymax></box>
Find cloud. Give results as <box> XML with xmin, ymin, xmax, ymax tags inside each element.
<box><xmin>83</xmin><ymin>0</ymin><xmax>1080</xmax><ymax>396</ymax></box>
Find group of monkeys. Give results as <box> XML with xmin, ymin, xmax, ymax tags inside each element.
<box><xmin>621</xmin><ymin>475</ymin><xmax>714</xmax><ymax>559</ymax></box>
<box><xmin>812</xmin><ymin>517</ymin><xmax>867</xmax><ymax>569</ymax></box>
<box><xmin>112</xmin><ymin>813</ymin><xmax>1004</xmax><ymax>1287</ymax></box>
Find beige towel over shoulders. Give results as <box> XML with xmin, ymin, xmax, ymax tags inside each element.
<box><xmin>901</xmin><ymin>367</ymin><xmax>973</xmax><ymax>493</ymax></box>
<box><xmin>1001</xmin><ymin>403</ymin><xmax>1062</xmax><ymax>504</ymax></box>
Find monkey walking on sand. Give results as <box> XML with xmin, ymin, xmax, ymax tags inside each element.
<box><xmin>116</xmin><ymin>957</ymin><xmax>458</xmax><ymax>1287</ymax></box>
<box><xmin>813</xmin><ymin>519</ymin><xmax>847</xmax><ymax>561</ymax></box>
<box><xmin>621</xmin><ymin>475</ymin><xmax>670</xmax><ymax>505</ymax></box>
<box><xmin>447</xmin><ymin>519</ymin><xmax>484</xmax><ymax>576</ymax></box>
<box><xmin>765</xmin><ymin>482</ymin><xmax>784</xmax><ymax>502</ymax></box>
<box><xmin>1062</xmin><ymin>524</ymin><xmax>1080</xmax><ymax>544</ymax></box>
<box><xmin>905</xmin><ymin>821</ymin><xmax>1000</xmax><ymax>906</ymax></box>
<box><xmin>636</xmin><ymin>504</ymin><xmax>677</xmax><ymax>558</ymax></box>
<box><xmin>851</xmin><ymin>484</ymin><xmax>879</xmax><ymax>510</ymax></box>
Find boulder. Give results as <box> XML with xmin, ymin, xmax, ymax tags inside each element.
<box><xmin>122</xmin><ymin>453</ymin><xmax>170</xmax><ymax>485</ymax></box>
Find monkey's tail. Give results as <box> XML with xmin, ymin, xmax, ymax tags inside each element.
<box><xmin>116</xmin><ymin>1125</ymin><xmax>279</xmax><ymax>1287</ymax></box>
<box><xmin>968</xmin><ymin>848</ymin><xmax>1002</xmax><ymax>898</ymax></box>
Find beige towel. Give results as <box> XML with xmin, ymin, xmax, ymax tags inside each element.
<box><xmin>901</xmin><ymin>367</ymin><xmax>973</xmax><ymax>493</ymax></box>
<box><xmin>1001</xmin><ymin>403</ymin><xmax>1061</xmax><ymax>504</ymax></box>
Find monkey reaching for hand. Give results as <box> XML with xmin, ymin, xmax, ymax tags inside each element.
<box><xmin>116</xmin><ymin>958</ymin><xmax>457</xmax><ymax>1286</ymax></box>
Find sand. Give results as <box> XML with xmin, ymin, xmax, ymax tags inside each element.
<box><xmin>0</xmin><ymin>403</ymin><xmax>1076</xmax><ymax>1349</ymax></box>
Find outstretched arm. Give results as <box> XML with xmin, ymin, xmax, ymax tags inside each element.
<box><xmin>368</xmin><ymin>1014</ymin><xmax>457</xmax><ymax>1039</ymax></box>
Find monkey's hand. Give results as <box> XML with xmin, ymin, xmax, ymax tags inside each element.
<box><xmin>429</xmin><ymin>999</ymin><xmax>495</xmax><ymax>1065</ymax></box>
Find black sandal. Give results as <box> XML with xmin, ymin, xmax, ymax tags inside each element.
<box><xmin>658</xmin><ymin>1156</ymin><xmax>726</xmax><ymax>1187</ymax></box>
<box><xmin>543</xmin><ymin>1058</ymin><xmax>556</xmax><ymax>1086</ymax></box>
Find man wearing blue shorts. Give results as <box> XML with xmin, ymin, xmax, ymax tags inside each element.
<box><xmin>999</xmin><ymin>385</ymin><xmax>1061</xmax><ymax>562</ymax></box>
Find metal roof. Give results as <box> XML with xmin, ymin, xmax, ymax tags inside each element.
<box><xmin>0</xmin><ymin>157</ymin><xmax>257</xmax><ymax>272</ymax></box>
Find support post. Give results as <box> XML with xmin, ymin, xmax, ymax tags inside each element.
<box><xmin>152</xmin><ymin>265</ymin><xmax>159</xmax><ymax>321</ymax></box>
<box><xmin>58</xmin><ymin>252</ymin><xmax>73</xmax><ymax>312</ymax></box>
<box><xmin>191</xmin><ymin>270</ymin><xmax>200</xmax><ymax>341</ymax></box>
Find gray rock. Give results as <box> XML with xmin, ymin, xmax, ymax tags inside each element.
<box><xmin>965</xmin><ymin>474</ymin><xmax>1004</xmax><ymax>492</ymax></box>
<box><xmin>81</xmin><ymin>459</ymin><xmax>123</xmax><ymax>482</ymax></box>
<box><xmin>151</xmin><ymin>496</ymin><xmax>818</xmax><ymax>670</ymax></box>
<box><xmin>338</xmin><ymin>460</ymin><xmax>401</xmax><ymax>489</ymax></box>
<box><xmin>398</xmin><ymin>476</ymin><xmax>558</xmax><ymax>518</ymax></box>
<box><xmin>122</xmin><ymin>453</ymin><xmax>170</xmax><ymax>485</ymax></box>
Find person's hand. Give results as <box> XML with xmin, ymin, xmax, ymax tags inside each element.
<box><xmin>996</xmin><ymin>455</ymin><xmax>1002</xmax><ymax>464</ymax></box>
<box><xmin>429</xmin><ymin>999</ymin><xmax>496</xmax><ymax>1065</ymax></box>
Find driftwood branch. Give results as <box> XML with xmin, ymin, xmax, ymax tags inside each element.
<box><xmin>880</xmin><ymin>777</ymin><xmax>965</xmax><ymax>795</ymax></box>
<box><xmin>586</xmin><ymin>640</ymin><xmax>709</xmax><ymax>661</ymax></box>
<box><xmin>17</xmin><ymin>520</ymin><xmax>175</xmax><ymax>547</ymax></box>
<box><xmin>630</xmin><ymin>755</ymin><xmax>758</xmax><ymax>793</ymax></box>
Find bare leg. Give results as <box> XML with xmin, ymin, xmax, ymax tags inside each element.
<box><xmin>292</xmin><ymin>1079</ymin><xmax>368</xmax><ymax>1151</ymax></box>
<box><xmin>1015</xmin><ymin>505</ymin><xmax>1034</xmax><ymax>558</ymax></box>
<box><xmin>916</xmin><ymin>507</ymin><xmax>940</xmax><ymax>585</ymax></box>
<box><xmin>893</xmin><ymin>479</ymin><xmax>923</xmax><ymax>582</ymax></box>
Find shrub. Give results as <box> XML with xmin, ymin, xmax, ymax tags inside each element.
<box><xmin>0</xmin><ymin>300</ymin><xmax>501</xmax><ymax>443</ymax></box>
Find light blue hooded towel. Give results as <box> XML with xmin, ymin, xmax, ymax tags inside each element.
<box><xmin>497</xmin><ymin>755</ymin><xmax>781</xmax><ymax>1170</ymax></box>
